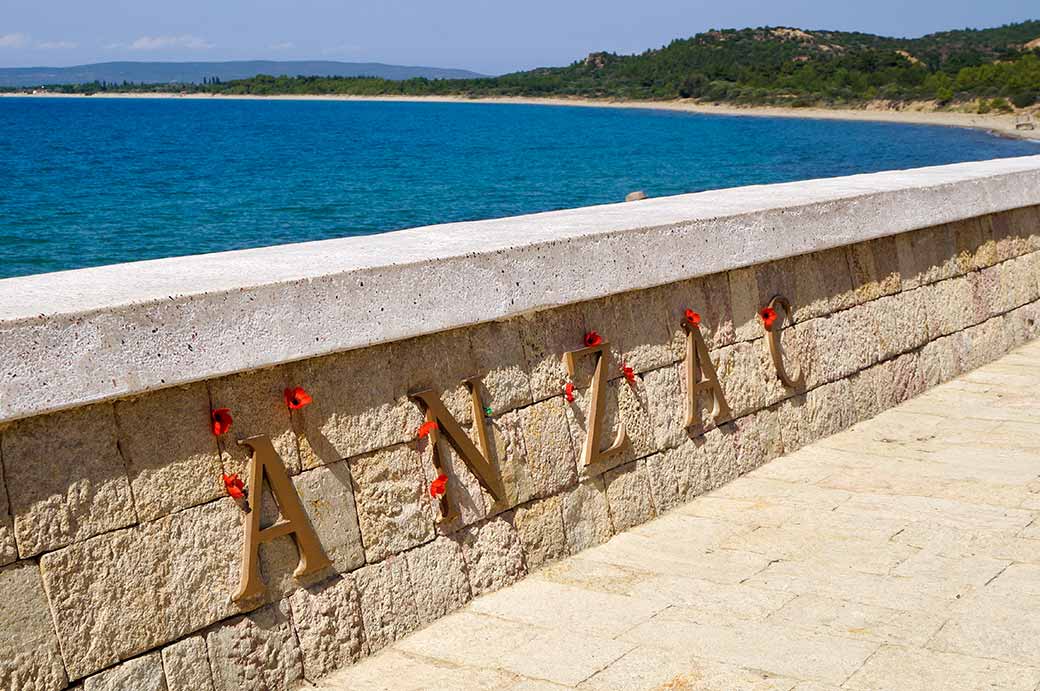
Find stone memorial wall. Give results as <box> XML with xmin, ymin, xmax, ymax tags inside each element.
<box><xmin>2</xmin><ymin>157</ymin><xmax>1040</xmax><ymax>690</ymax></box>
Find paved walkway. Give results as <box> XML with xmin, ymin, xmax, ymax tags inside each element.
<box><xmin>316</xmin><ymin>341</ymin><xmax>1040</xmax><ymax>691</ymax></box>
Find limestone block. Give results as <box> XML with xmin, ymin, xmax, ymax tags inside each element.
<box><xmin>354</xmin><ymin>558</ymin><xmax>420</xmax><ymax>652</ymax></box>
<box><xmin>875</xmin><ymin>353</ymin><xmax>927</xmax><ymax>411</ymax></box>
<box><xmin>40</xmin><ymin>500</ymin><xmax>245</xmax><ymax>680</ymax></box>
<box><xmin>924</xmin><ymin>276</ymin><xmax>974</xmax><ymax>337</ymax></box>
<box><xmin>990</xmin><ymin>208</ymin><xmax>1036</xmax><ymax>261</ymax></box>
<box><xmin>642</xmin><ymin>363</ymin><xmax>688</xmax><ymax>450</ymax></box>
<box><xmin>162</xmin><ymin>635</ymin><xmax>214</xmax><ymax>691</ymax></box>
<box><xmin>287</xmin><ymin>575</ymin><xmax>366</xmax><ymax>680</ymax></box>
<box><xmin>778</xmin><ymin>379</ymin><xmax>855</xmax><ymax>454</ymax></box>
<box><xmin>753</xmin><ymin>259</ymin><xmax>798</xmax><ymax>322</ymax></box>
<box><xmin>846</xmin><ymin>235</ymin><xmax>902</xmax><ymax>304</ymax></box>
<box><xmin>561</xmin><ymin>478</ymin><xmax>614</xmax><ymax>554</ymax></box>
<box><xmin>258</xmin><ymin>460</ymin><xmax>364</xmax><ymax>600</ymax></box>
<box><xmin>0</xmin><ymin>453</ymin><xmax>17</xmax><ymax>567</ymax></box>
<box><xmin>457</xmin><ymin>515</ymin><xmax>527</xmax><ymax>596</ymax></box>
<box><xmin>478</xmin><ymin>410</ymin><xmax>530</xmax><ymax>512</ymax></box>
<box><xmin>511</xmin><ymin>495</ymin><xmax>567</xmax><ymax>570</ymax></box>
<box><xmin>514</xmin><ymin>398</ymin><xmax>578</xmax><ymax>501</ymax></box>
<box><xmin>849</xmin><ymin>366</ymin><xmax>884</xmax><ymax>422</ymax></box>
<box><xmin>899</xmin><ymin>223</ymin><xmax>958</xmax><ymax>288</ymax></box>
<box><xmin>348</xmin><ymin>443</ymin><xmax>435</xmax><ymax>563</ymax></box>
<box><xmin>467</xmin><ymin>318</ymin><xmax>533</xmax><ymax>415</ymax></box>
<box><xmin>804</xmin><ymin>305</ymin><xmax>879</xmax><ymax>388</ymax></box>
<box><xmin>713</xmin><ymin>339</ymin><xmax>788</xmax><ymax>419</ymax></box>
<box><xmin>426</xmin><ymin>439</ymin><xmax>488</xmax><ymax>532</ymax></box>
<box><xmin>581</xmin><ymin>288</ymin><xmax>673</xmax><ymax>377</ymax></box>
<box><xmin>698</xmin><ymin>425</ymin><xmax>741</xmax><ymax>490</ymax></box>
<box><xmin>518</xmin><ymin>302</ymin><xmax>589</xmax><ymax>402</ymax></box>
<box><xmin>390</xmin><ymin>328</ymin><xmax>475</xmax><ymax>425</ymax></box>
<box><xmin>0</xmin><ymin>561</ymin><xmax>67</xmax><ymax>691</ymax></box>
<box><xmin>3</xmin><ymin>403</ymin><xmax>137</xmax><ymax>558</ymax></box>
<box><xmin>405</xmin><ymin>536</ymin><xmax>471</xmax><ymax>624</ymax></box>
<box><xmin>603</xmin><ymin>461</ymin><xmax>657</xmax><ymax>532</ymax></box>
<box><xmin>919</xmin><ymin>335</ymin><xmax>965</xmax><ymax>387</ymax></box>
<box><xmin>1004</xmin><ymin>302</ymin><xmax>1040</xmax><ymax>348</ymax></box>
<box><xmin>564</xmin><ymin>377</ymin><xmax>657</xmax><ymax>478</ymax></box>
<box><xmin>289</xmin><ymin>344</ymin><xmax>418</xmax><ymax>469</ymax></box>
<box><xmin>1000</xmin><ymin>254</ymin><xmax>1040</xmax><ymax>313</ymax></box>
<box><xmin>951</xmin><ymin>216</ymin><xmax>998</xmax><ymax>273</ymax></box>
<box><xmin>206</xmin><ymin>600</ymin><xmax>303</xmax><ymax>691</ymax></box>
<box><xmin>959</xmin><ymin>317</ymin><xmax>1011</xmax><ymax>372</ymax></box>
<box><xmin>791</xmin><ymin>248</ymin><xmax>858</xmax><ymax>320</ymax></box>
<box><xmin>969</xmin><ymin>265</ymin><xmax>1004</xmax><ymax>323</ymax></box>
<box><xmin>734</xmin><ymin>408</ymin><xmax>784</xmax><ymax>475</ymax></box>
<box><xmin>82</xmin><ymin>651</ymin><xmax>165</xmax><ymax>691</ymax></box>
<box><xmin>209</xmin><ymin>367</ymin><xmax>301</xmax><ymax>479</ymax></box>
<box><xmin>114</xmin><ymin>383</ymin><xmax>224</xmax><ymax>522</ymax></box>
<box><xmin>870</xmin><ymin>289</ymin><xmax>930</xmax><ymax>361</ymax></box>
<box><xmin>660</xmin><ymin>272</ymin><xmax>736</xmax><ymax>360</ymax></box>
<box><xmin>728</xmin><ymin>266</ymin><xmax>762</xmax><ymax>343</ymax></box>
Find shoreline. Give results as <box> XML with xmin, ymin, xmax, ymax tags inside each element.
<box><xmin>4</xmin><ymin>90</ymin><xmax>1040</xmax><ymax>141</ymax></box>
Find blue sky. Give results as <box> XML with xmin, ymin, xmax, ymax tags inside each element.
<box><xmin>2</xmin><ymin>0</ymin><xmax>1037</xmax><ymax>74</ymax></box>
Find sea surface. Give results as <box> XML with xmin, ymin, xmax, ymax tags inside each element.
<box><xmin>2</xmin><ymin>97</ymin><xmax>1038</xmax><ymax>279</ymax></box>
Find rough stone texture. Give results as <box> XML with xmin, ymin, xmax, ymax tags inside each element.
<box><xmin>1005</xmin><ymin>301</ymin><xmax>1040</xmax><ymax>347</ymax></box>
<box><xmin>561</xmin><ymin>479</ymin><xmax>614</xmax><ymax>554</ymax></box>
<box><xmin>354</xmin><ymin>558</ymin><xmax>420</xmax><ymax>653</ymax></box>
<box><xmin>970</xmin><ymin>265</ymin><xmax>1004</xmax><ymax>323</ymax></box>
<box><xmin>919</xmin><ymin>334</ymin><xmax>965</xmax><ymax>387</ymax></box>
<box><xmin>805</xmin><ymin>305</ymin><xmax>879</xmax><ymax>388</ymax></box>
<box><xmin>511</xmin><ymin>495</ymin><xmax>568</xmax><ymax>570</ymax></box>
<box><xmin>289</xmin><ymin>344</ymin><xmax>418</xmax><ymax>469</ymax></box>
<box><xmin>518</xmin><ymin>302</ymin><xmax>589</xmax><ymax>403</ymax></box>
<box><xmin>3</xmin><ymin>403</ymin><xmax>137</xmax><ymax>559</ymax></box>
<box><xmin>40</xmin><ymin>500</ymin><xmax>245</xmax><ymax>680</ymax></box>
<box><xmin>0</xmin><ymin>561</ymin><xmax>67</xmax><ymax>691</ymax></box>
<box><xmin>477</xmin><ymin>411</ymin><xmax>528</xmax><ymax>513</ymax></box>
<box><xmin>870</xmin><ymin>290</ymin><xmax>930</xmax><ymax>361</ymax></box>
<box><xmin>457</xmin><ymin>515</ymin><xmax>527</xmax><ymax>597</ymax></box>
<box><xmin>728</xmin><ymin>266</ymin><xmax>763</xmax><ymax>343</ymax></box>
<box><xmin>874</xmin><ymin>353</ymin><xmax>927</xmax><ymax>411</ymax></box>
<box><xmin>734</xmin><ymin>408</ymin><xmax>784</xmax><ymax>475</ymax></box>
<box><xmin>952</xmin><ymin>216</ymin><xmax>999</xmax><ymax>274</ymax></box>
<box><xmin>0</xmin><ymin>450</ymin><xmax>17</xmax><ymax>567</ymax></box>
<box><xmin>778</xmin><ymin>379</ymin><xmax>856</xmax><ymax>454</ymax></box>
<box><xmin>114</xmin><ymin>383</ymin><xmax>224</xmax><ymax>522</ymax></box>
<box><xmin>924</xmin><ymin>275</ymin><xmax>975</xmax><ymax>337</ymax></box>
<box><xmin>564</xmin><ymin>378</ymin><xmax>657</xmax><ymax>477</ymax></box>
<box><xmin>789</xmin><ymin>248</ymin><xmax>858</xmax><ymax>321</ymax></box>
<box><xmin>206</xmin><ymin>600</ymin><xmax>303</xmax><ymax>691</ymax></box>
<box><xmin>847</xmin><ymin>235</ymin><xmax>902</xmax><ymax>304</ymax></box>
<box><xmin>162</xmin><ymin>635</ymin><xmax>214</xmax><ymax>691</ymax></box>
<box><xmin>642</xmin><ymin>363</ymin><xmax>687</xmax><ymax>450</ymax></box>
<box><xmin>603</xmin><ymin>461</ymin><xmax>657</xmax><ymax>532</ymax></box>
<box><xmin>645</xmin><ymin>443</ymin><xmax>707</xmax><ymax>514</ymax></box>
<box><xmin>899</xmin><ymin>222</ymin><xmax>959</xmax><ymax>289</ymax></box>
<box><xmin>661</xmin><ymin>272</ymin><xmax>736</xmax><ymax>358</ymax></box>
<box><xmin>1000</xmin><ymin>253</ymin><xmax>1040</xmax><ymax>312</ymax></box>
<box><xmin>287</xmin><ymin>576</ymin><xmax>366</xmax><ymax>681</ymax></box>
<box><xmin>391</xmin><ymin>329</ymin><xmax>475</xmax><ymax>425</ymax></box>
<box><xmin>993</xmin><ymin>206</ymin><xmax>1040</xmax><ymax>258</ymax></box>
<box><xmin>583</xmin><ymin>288</ymin><xmax>674</xmax><ymax>376</ymax></box>
<box><xmin>515</xmin><ymin>397</ymin><xmax>578</xmax><ymax>501</ymax></box>
<box><xmin>713</xmin><ymin>340</ymin><xmax>788</xmax><ymax>420</ymax></box>
<box><xmin>348</xmin><ymin>443</ymin><xmax>435</xmax><ymax>563</ymax></box>
<box><xmin>405</xmin><ymin>537</ymin><xmax>471</xmax><ymax>624</ymax></box>
<box><xmin>467</xmin><ymin>318</ymin><xmax>534</xmax><ymax>415</ymax></box>
<box><xmin>82</xmin><ymin>651</ymin><xmax>165</xmax><ymax>691</ymax></box>
<box><xmin>210</xmin><ymin>366</ymin><xmax>302</xmax><ymax>477</ymax></box>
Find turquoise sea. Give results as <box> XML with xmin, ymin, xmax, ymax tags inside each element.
<box><xmin>2</xmin><ymin>97</ymin><xmax>1038</xmax><ymax>279</ymax></box>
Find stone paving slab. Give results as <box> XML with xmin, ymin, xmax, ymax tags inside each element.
<box><xmin>313</xmin><ymin>340</ymin><xmax>1040</xmax><ymax>691</ymax></box>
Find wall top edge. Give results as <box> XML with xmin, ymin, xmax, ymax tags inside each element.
<box><xmin>3</xmin><ymin>154</ymin><xmax>1040</xmax><ymax>423</ymax></box>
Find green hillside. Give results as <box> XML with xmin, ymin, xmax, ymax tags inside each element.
<box><xmin>23</xmin><ymin>21</ymin><xmax>1040</xmax><ymax>109</ymax></box>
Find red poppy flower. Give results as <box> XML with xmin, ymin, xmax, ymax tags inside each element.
<box><xmin>621</xmin><ymin>363</ymin><xmax>636</xmax><ymax>384</ymax></box>
<box><xmin>684</xmin><ymin>309</ymin><xmax>702</xmax><ymax>327</ymax></box>
<box><xmin>418</xmin><ymin>421</ymin><xmax>439</xmax><ymax>439</ymax></box>
<box><xmin>284</xmin><ymin>386</ymin><xmax>313</xmax><ymax>410</ymax></box>
<box><xmin>211</xmin><ymin>408</ymin><xmax>233</xmax><ymax>436</ymax></box>
<box><xmin>584</xmin><ymin>331</ymin><xmax>603</xmax><ymax>347</ymax></box>
<box><xmin>429</xmin><ymin>473</ymin><xmax>448</xmax><ymax>498</ymax></box>
<box><xmin>564</xmin><ymin>381</ymin><xmax>575</xmax><ymax>403</ymax></box>
<box><xmin>223</xmin><ymin>473</ymin><xmax>246</xmax><ymax>500</ymax></box>
<box><xmin>759</xmin><ymin>307</ymin><xmax>778</xmax><ymax>330</ymax></box>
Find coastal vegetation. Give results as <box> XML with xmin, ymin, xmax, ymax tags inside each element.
<box><xmin>13</xmin><ymin>21</ymin><xmax>1040</xmax><ymax>111</ymax></box>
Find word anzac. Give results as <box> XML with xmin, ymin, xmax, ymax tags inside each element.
<box><xmin>230</xmin><ymin>296</ymin><xmax>801</xmax><ymax>601</ymax></box>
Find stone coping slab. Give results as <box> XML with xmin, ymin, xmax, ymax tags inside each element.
<box><xmin>2</xmin><ymin>155</ymin><xmax>1040</xmax><ymax>423</ymax></box>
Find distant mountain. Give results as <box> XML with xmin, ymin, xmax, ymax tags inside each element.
<box><xmin>0</xmin><ymin>60</ymin><xmax>485</xmax><ymax>87</ymax></box>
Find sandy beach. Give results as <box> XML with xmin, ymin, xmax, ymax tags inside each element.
<box><xmin>5</xmin><ymin>90</ymin><xmax>1040</xmax><ymax>141</ymax></box>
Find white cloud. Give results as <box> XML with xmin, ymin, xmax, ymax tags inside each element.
<box><xmin>0</xmin><ymin>33</ymin><xmax>30</xmax><ymax>48</ymax></box>
<box><xmin>36</xmin><ymin>40</ymin><xmax>78</xmax><ymax>50</ymax></box>
<box><xmin>269</xmin><ymin>41</ymin><xmax>294</xmax><ymax>50</ymax></box>
<box><xmin>128</xmin><ymin>35</ymin><xmax>213</xmax><ymax>51</ymax></box>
